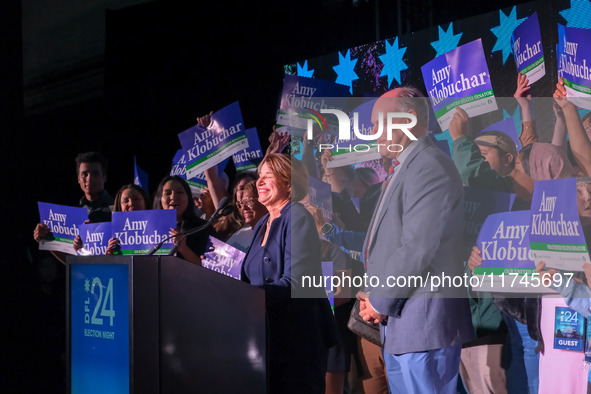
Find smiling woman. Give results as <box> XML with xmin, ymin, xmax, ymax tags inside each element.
<box><xmin>241</xmin><ymin>154</ymin><xmax>336</xmax><ymax>394</ymax></box>
<box><xmin>153</xmin><ymin>175</ymin><xmax>217</xmax><ymax>264</ymax></box>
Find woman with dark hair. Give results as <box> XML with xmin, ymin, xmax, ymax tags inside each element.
<box><xmin>154</xmin><ymin>175</ymin><xmax>217</xmax><ymax>265</ymax></box>
<box><xmin>241</xmin><ymin>153</ymin><xmax>335</xmax><ymax>394</ymax></box>
<box><xmin>113</xmin><ymin>183</ymin><xmax>151</xmax><ymax>212</ymax></box>
<box><xmin>73</xmin><ymin>183</ymin><xmax>152</xmax><ymax>254</ymax></box>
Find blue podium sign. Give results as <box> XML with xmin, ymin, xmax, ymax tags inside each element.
<box><xmin>70</xmin><ymin>264</ymin><xmax>130</xmax><ymax>394</ymax></box>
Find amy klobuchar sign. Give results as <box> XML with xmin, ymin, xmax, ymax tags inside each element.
<box><xmin>558</xmin><ymin>24</ymin><xmax>591</xmax><ymax>110</ymax></box>
<box><xmin>421</xmin><ymin>38</ymin><xmax>497</xmax><ymax>132</ymax></box>
<box><xmin>511</xmin><ymin>12</ymin><xmax>545</xmax><ymax>84</ymax></box>
<box><xmin>178</xmin><ymin>101</ymin><xmax>249</xmax><ymax>179</ymax></box>
<box><xmin>111</xmin><ymin>210</ymin><xmax>176</xmax><ymax>255</ymax></box>
<box><xmin>276</xmin><ymin>75</ymin><xmax>350</xmax><ymax>137</ymax></box>
<box><xmin>232</xmin><ymin>127</ymin><xmax>263</xmax><ymax>172</ymax></box>
<box><xmin>474</xmin><ymin>210</ymin><xmax>553</xmax><ymax>293</ymax></box>
<box><xmin>529</xmin><ymin>178</ymin><xmax>590</xmax><ymax>271</ymax></box>
<box><xmin>38</xmin><ymin>202</ymin><xmax>88</xmax><ymax>255</ymax></box>
<box><xmin>201</xmin><ymin>236</ymin><xmax>246</xmax><ymax>280</ymax></box>
<box><xmin>78</xmin><ymin>222</ymin><xmax>111</xmax><ymax>256</ymax></box>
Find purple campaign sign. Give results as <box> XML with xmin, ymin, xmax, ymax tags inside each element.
<box><xmin>171</xmin><ymin>149</ymin><xmax>229</xmax><ymax>196</ymax></box>
<box><xmin>473</xmin><ymin>210</ymin><xmax>552</xmax><ymax>293</ymax></box>
<box><xmin>232</xmin><ymin>128</ymin><xmax>264</xmax><ymax>172</ymax></box>
<box><xmin>529</xmin><ymin>178</ymin><xmax>589</xmax><ymax>271</ymax></box>
<box><xmin>277</xmin><ymin>75</ymin><xmax>350</xmax><ymax>137</ymax></box>
<box><xmin>202</xmin><ymin>236</ymin><xmax>246</xmax><ymax>280</ymax></box>
<box><xmin>308</xmin><ymin>176</ymin><xmax>333</xmax><ymax>222</ymax></box>
<box><xmin>79</xmin><ymin>222</ymin><xmax>111</xmax><ymax>256</ymax></box>
<box><xmin>511</xmin><ymin>12</ymin><xmax>545</xmax><ymax>84</ymax></box>
<box><xmin>476</xmin><ymin>210</ymin><xmax>534</xmax><ymax>272</ymax></box>
<box><xmin>38</xmin><ymin>202</ymin><xmax>88</xmax><ymax>255</ymax></box>
<box><xmin>321</xmin><ymin>261</ymin><xmax>334</xmax><ymax>311</ymax></box>
<box><xmin>112</xmin><ymin>210</ymin><xmax>176</xmax><ymax>255</ymax></box>
<box><xmin>557</xmin><ymin>24</ymin><xmax>591</xmax><ymax>110</ymax></box>
<box><xmin>463</xmin><ymin>186</ymin><xmax>515</xmax><ymax>248</ymax></box>
<box><xmin>421</xmin><ymin>39</ymin><xmax>497</xmax><ymax>131</ymax></box>
<box><xmin>178</xmin><ymin>102</ymin><xmax>248</xmax><ymax>178</ymax></box>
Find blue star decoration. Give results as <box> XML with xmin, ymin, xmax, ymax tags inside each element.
<box><xmin>431</xmin><ymin>23</ymin><xmax>463</xmax><ymax>57</ymax></box>
<box><xmin>379</xmin><ymin>37</ymin><xmax>408</xmax><ymax>88</ymax></box>
<box><xmin>490</xmin><ymin>6</ymin><xmax>526</xmax><ymax>65</ymax></box>
<box><xmin>333</xmin><ymin>49</ymin><xmax>359</xmax><ymax>94</ymax></box>
<box><xmin>560</xmin><ymin>0</ymin><xmax>591</xmax><ymax>29</ymax></box>
<box><xmin>503</xmin><ymin>108</ymin><xmax>522</xmax><ymax>149</ymax></box>
<box><xmin>297</xmin><ymin>60</ymin><xmax>315</xmax><ymax>78</ymax></box>
<box><xmin>84</xmin><ymin>279</ymin><xmax>90</xmax><ymax>292</ymax></box>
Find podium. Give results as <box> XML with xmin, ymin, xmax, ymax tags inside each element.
<box><xmin>66</xmin><ymin>255</ymin><xmax>266</xmax><ymax>394</ymax></box>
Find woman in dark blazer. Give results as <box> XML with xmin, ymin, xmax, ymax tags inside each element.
<box><xmin>241</xmin><ymin>153</ymin><xmax>335</xmax><ymax>394</ymax></box>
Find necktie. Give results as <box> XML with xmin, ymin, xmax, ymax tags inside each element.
<box><xmin>365</xmin><ymin>159</ymin><xmax>400</xmax><ymax>265</ymax></box>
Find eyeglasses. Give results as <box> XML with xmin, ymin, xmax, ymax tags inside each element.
<box><xmin>236</xmin><ymin>198</ymin><xmax>258</xmax><ymax>210</ymax></box>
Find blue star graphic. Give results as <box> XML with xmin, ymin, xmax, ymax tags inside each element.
<box><xmin>434</xmin><ymin>129</ymin><xmax>454</xmax><ymax>159</ymax></box>
<box><xmin>333</xmin><ymin>49</ymin><xmax>359</xmax><ymax>94</ymax></box>
<box><xmin>431</xmin><ymin>23</ymin><xmax>463</xmax><ymax>57</ymax></box>
<box><xmin>560</xmin><ymin>0</ymin><xmax>591</xmax><ymax>29</ymax></box>
<box><xmin>503</xmin><ymin>108</ymin><xmax>522</xmax><ymax>149</ymax></box>
<box><xmin>490</xmin><ymin>7</ymin><xmax>526</xmax><ymax>64</ymax></box>
<box><xmin>297</xmin><ymin>60</ymin><xmax>315</xmax><ymax>78</ymax></box>
<box><xmin>379</xmin><ymin>37</ymin><xmax>408</xmax><ymax>88</ymax></box>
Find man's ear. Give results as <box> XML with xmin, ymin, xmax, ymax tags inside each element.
<box><xmin>504</xmin><ymin>153</ymin><xmax>514</xmax><ymax>167</ymax></box>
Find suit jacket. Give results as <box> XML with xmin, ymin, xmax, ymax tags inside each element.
<box><xmin>364</xmin><ymin>136</ymin><xmax>473</xmax><ymax>355</ymax></box>
<box><xmin>241</xmin><ymin>202</ymin><xmax>336</xmax><ymax>377</ymax></box>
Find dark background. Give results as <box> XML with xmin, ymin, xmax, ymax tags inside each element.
<box><xmin>2</xmin><ymin>0</ymin><xmax>566</xmax><ymax>391</ymax></box>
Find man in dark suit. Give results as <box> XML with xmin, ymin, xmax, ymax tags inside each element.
<box><xmin>358</xmin><ymin>87</ymin><xmax>473</xmax><ymax>393</ymax></box>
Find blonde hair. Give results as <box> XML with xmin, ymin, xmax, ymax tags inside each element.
<box><xmin>258</xmin><ymin>153</ymin><xmax>309</xmax><ymax>202</ymax></box>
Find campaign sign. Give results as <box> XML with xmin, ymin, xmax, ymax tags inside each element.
<box><xmin>321</xmin><ymin>261</ymin><xmax>334</xmax><ymax>312</ymax></box>
<box><xmin>232</xmin><ymin>127</ymin><xmax>264</xmax><ymax>172</ymax></box>
<box><xmin>511</xmin><ymin>12</ymin><xmax>545</xmax><ymax>84</ymax></box>
<box><xmin>308</xmin><ymin>176</ymin><xmax>333</xmax><ymax>222</ymax></box>
<box><xmin>558</xmin><ymin>24</ymin><xmax>591</xmax><ymax>110</ymax></box>
<box><xmin>111</xmin><ymin>210</ymin><xmax>176</xmax><ymax>255</ymax></box>
<box><xmin>480</xmin><ymin>117</ymin><xmax>520</xmax><ymax>150</ymax></box>
<box><xmin>201</xmin><ymin>236</ymin><xmax>246</xmax><ymax>280</ymax></box>
<box><xmin>38</xmin><ymin>202</ymin><xmax>88</xmax><ymax>255</ymax></box>
<box><xmin>327</xmin><ymin>99</ymin><xmax>382</xmax><ymax>168</ymax></box>
<box><xmin>554</xmin><ymin>306</ymin><xmax>584</xmax><ymax>351</ymax></box>
<box><xmin>463</xmin><ymin>186</ymin><xmax>515</xmax><ymax>248</ymax></box>
<box><xmin>133</xmin><ymin>156</ymin><xmax>148</xmax><ymax>192</ymax></box>
<box><xmin>70</xmin><ymin>263</ymin><xmax>129</xmax><ymax>394</ymax></box>
<box><xmin>421</xmin><ymin>39</ymin><xmax>497</xmax><ymax>131</ymax></box>
<box><xmin>529</xmin><ymin>178</ymin><xmax>589</xmax><ymax>271</ymax></box>
<box><xmin>78</xmin><ymin>222</ymin><xmax>111</xmax><ymax>256</ymax></box>
<box><xmin>170</xmin><ymin>149</ymin><xmax>229</xmax><ymax>196</ymax></box>
<box><xmin>474</xmin><ymin>210</ymin><xmax>554</xmax><ymax>293</ymax></box>
<box><xmin>276</xmin><ymin>75</ymin><xmax>350</xmax><ymax>137</ymax></box>
<box><xmin>178</xmin><ymin>101</ymin><xmax>249</xmax><ymax>178</ymax></box>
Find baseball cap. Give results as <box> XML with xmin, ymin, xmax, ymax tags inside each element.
<box><xmin>474</xmin><ymin>130</ymin><xmax>518</xmax><ymax>160</ymax></box>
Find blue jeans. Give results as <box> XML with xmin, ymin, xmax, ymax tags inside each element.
<box><xmin>503</xmin><ymin>313</ymin><xmax>539</xmax><ymax>394</ymax></box>
<box><xmin>382</xmin><ymin>345</ymin><xmax>461</xmax><ymax>394</ymax></box>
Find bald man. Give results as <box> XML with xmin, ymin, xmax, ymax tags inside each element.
<box><xmin>358</xmin><ymin>87</ymin><xmax>473</xmax><ymax>393</ymax></box>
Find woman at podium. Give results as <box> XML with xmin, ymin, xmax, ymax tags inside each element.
<box><xmin>241</xmin><ymin>153</ymin><xmax>335</xmax><ymax>394</ymax></box>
